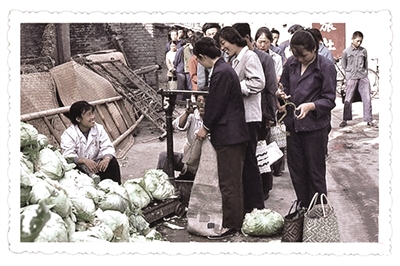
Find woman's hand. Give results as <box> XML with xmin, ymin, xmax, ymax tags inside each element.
<box><xmin>275</xmin><ymin>83</ymin><xmax>287</xmax><ymax>99</ymax></box>
<box><xmin>195</xmin><ymin>126</ymin><xmax>208</xmax><ymax>141</ymax></box>
<box><xmin>97</xmin><ymin>156</ymin><xmax>111</xmax><ymax>172</ymax></box>
<box><xmin>83</xmin><ymin>158</ymin><xmax>99</xmax><ymax>173</ymax></box>
<box><xmin>276</xmin><ymin>83</ymin><xmax>290</xmax><ymax>113</ymax></box>
<box><xmin>295</xmin><ymin>102</ymin><xmax>315</xmax><ymax>120</ymax></box>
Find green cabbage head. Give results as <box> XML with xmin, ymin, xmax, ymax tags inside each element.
<box><xmin>241</xmin><ymin>208</ymin><xmax>284</xmax><ymax>237</ymax></box>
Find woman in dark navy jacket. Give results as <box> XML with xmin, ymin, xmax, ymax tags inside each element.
<box><xmin>277</xmin><ymin>29</ymin><xmax>336</xmax><ymax>208</ymax></box>
<box><xmin>193</xmin><ymin>37</ymin><xmax>250</xmax><ymax>236</ymax></box>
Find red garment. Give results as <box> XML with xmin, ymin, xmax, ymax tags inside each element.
<box><xmin>188</xmin><ymin>54</ymin><xmax>198</xmax><ymax>91</ymax></box>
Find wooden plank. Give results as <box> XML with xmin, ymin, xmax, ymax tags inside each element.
<box><xmin>42</xmin><ymin>116</ymin><xmax>61</xmax><ymax>145</ymax></box>
<box><xmin>112</xmin><ymin>114</ymin><xmax>144</xmax><ymax>147</ymax></box>
<box><xmin>20</xmin><ymin>96</ymin><xmax>123</xmax><ymax>121</ymax></box>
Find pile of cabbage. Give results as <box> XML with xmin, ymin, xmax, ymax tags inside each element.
<box><xmin>20</xmin><ymin>122</ymin><xmax>177</xmax><ymax>242</ymax></box>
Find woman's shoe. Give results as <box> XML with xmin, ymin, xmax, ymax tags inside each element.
<box><xmin>263</xmin><ymin>192</ymin><xmax>270</xmax><ymax>201</ymax></box>
<box><xmin>207</xmin><ymin>228</ymin><xmax>237</xmax><ymax>240</ymax></box>
<box><xmin>273</xmin><ymin>171</ymin><xmax>282</xmax><ymax>177</ymax></box>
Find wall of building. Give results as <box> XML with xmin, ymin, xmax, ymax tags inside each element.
<box><xmin>69</xmin><ymin>23</ymin><xmax>112</xmax><ymax>55</ymax></box>
<box><xmin>20</xmin><ymin>23</ymin><xmax>171</xmax><ymax>90</ymax></box>
<box><xmin>20</xmin><ymin>23</ymin><xmax>47</xmax><ymax>58</ymax></box>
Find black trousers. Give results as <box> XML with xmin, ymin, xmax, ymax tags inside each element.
<box><xmin>77</xmin><ymin>156</ymin><xmax>121</xmax><ymax>185</ymax></box>
<box><xmin>98</xmin><ymin>156</ymin><xmax>121</xmax><ymax>185</ymax></box>
<box><xmin>242</xmin><ymin>122</ymin><xmax>265</xmax><ymax>213</ymax></box>
<box><xmin>286</xmin><ymin>127</ymin><xmax>328</xmax><ymax>208</ymax></box>
<box><xmin>215</xmin><ymin>142</ymin><xmax>246</xmax><ymax>230</ymax></box>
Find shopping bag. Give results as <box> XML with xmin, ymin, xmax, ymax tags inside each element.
<box><xmin>186</xmin><ymin>138</ymin><xmax>224</xmax><ymax>236</ymax></box>
<box><xmin>270</xmin><ymin>122</ymin><xmax>287</xmax><ymax>148</ymax></box>
<box><xmin>256</xmin><ymin>140</ymin><xmax>270</xmax><ymax>174</ymax></box>
<box><xmin>302</xmin><ymin>193</ymin><xmax>340</xmax><ymax>242</ymax></box>
<box><xmin>256</xmin><ymin>140</ymin><xmax>284</xmax><ymax>174</ymax></box>
<box><xmin>281</xmin><ymin>200</ymin><xmax>305</xmax><ymax>242</ymax></box>
<box><xmin>181</xmin><ymin>139</ymin><xmax>202</xmax><ymax>175</ymax></box>
<box><xmin>266</xmin><ymin>141</ymin><xmax>284</xmax><ymax>165</ymax></box>
<box><xmin>168</xmin><ymin>80</ymin><xmax>177</xmax><ymax>90</ymax></box>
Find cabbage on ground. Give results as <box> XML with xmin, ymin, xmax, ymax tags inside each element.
<box><xmin>140</xmin><ymin>169</ymin><xmax>176</xmax><ymax>201</ymax></box>
<box><xmin>123</xmin><ymin>178</ymin><xmax>152</xmax><ymax>209</ymax></box>
<box><xmin>241</xmin><ymin>208</ymin><xmax>284</xmax><ymax>237</ymax></box>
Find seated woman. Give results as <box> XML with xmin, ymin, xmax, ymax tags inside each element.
<box><xmin>60</xmin><ymin>100</ymin><xmax>121</xmax><ymax>184</ymax></box>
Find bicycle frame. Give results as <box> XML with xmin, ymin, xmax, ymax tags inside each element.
<box><xmin>368</xmin><ymin>58</ymin><xmax>379</xmax><ymax>98</ymax></box>
<box><xmin>335</xmin><ymin>57</ymin><xmax>379</xmax><ymax>100</ymax></box>
<box><xmin>334</xmin><ymin>59</ymin><xmax>346</xmax><ymax>100</ymax></box>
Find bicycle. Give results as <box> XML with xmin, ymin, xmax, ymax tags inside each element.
<box><xmin>334</xmin><ymin>57</ymin><xmax>379</xmax><ymax>99</ymax></box>
<box><xmin>334</xmin><ymin>58</ymin><xmax>346</xmax><ymax>99</ymax></box>
<box><xmin>368</xmin><ymin>58</ymin><xmax>379</xmax><ymax>98</ymax></box>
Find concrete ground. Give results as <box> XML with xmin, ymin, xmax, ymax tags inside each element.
<box><xmin>119</xmin><ymin>94</ymin><xmax>380</xmax><ymax>244</ymax></box>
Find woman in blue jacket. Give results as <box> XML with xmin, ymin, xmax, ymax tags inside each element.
<box><xmin>276</xmin><ymin>29</ymin><xmax>336</xmax><ymax>208</ymax></box>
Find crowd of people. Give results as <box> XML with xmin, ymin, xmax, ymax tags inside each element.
<box><xmin>57</xmin><ymin>22</ymin><xmax>374</xmax><ymax>240</ymax></box>
<box><xmin>160</xmin><ymin>22</ymin><xmax>375</xmax><ymax>238</ymax></box>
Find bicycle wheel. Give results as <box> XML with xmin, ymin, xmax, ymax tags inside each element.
<box><xmin>336</xmin><ymin>66</ymin><xmax>346</xmax><ymax>97</ymax></box>
<box><xmin>368</xmin><ymin>69</ymin><xmax>379</xmax><ymax>98</ymax></box>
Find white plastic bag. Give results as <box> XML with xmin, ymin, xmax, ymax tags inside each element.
<box><xmin>256</xmin><ymin>140</ymin><xmax>284</xmax><ymax>174</ymax></box>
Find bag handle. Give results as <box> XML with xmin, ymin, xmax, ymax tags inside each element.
<box><xmin>275</xmin><ymin>110</ymin><xmax>285</xmax><ymax>124</ymax></box>
<box><xmin>287</xmin><ymin>200</ymin><xmax>297</xmax><ymax>215</ymax></box>
<box><xmin>320</xmin><ymin>193</ymin><xmax>334</xmax><ymax>217</ymax></box>
<box><xmin>306</xmin><ymin>192</ymin><xmax>319</xmax><ymax>212</ymax></box>
<box><xmin>307</xmin><ymin>193</ymin><xmax>334</xmax><ymax>217</ymax></box>
<box><xmin>287</xmin><ymin>199</ymin><xmax>303</xmax><ymax>215</ymax></box>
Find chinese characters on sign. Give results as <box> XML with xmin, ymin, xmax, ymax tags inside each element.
<box><xmin>312</xmin><ymin>22</ymin><xmax>345</xmax><ymax>59</ymax></box>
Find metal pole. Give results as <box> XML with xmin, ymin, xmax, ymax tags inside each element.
<box><xmin>165</xmin><ymin>94</ymin><xmax>176</xmax><ymax>185</ymax></box>
<box><xmin>157</xmin><ymin>89</ymin><xmax>208</xmax><ymax>185</ymax></box>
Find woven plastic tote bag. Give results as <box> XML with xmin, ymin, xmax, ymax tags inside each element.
<box><xmin>302</xmin><ymin>193</ymin><xmax>340</xmax><ymax>242</ymax></box>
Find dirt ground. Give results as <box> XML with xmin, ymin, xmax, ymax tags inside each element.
<box><xmin>118</xmin><ymin>95</ymin><xmax>380</xmax><ymax>243</ymax></box>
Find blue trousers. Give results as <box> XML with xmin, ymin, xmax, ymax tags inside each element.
<box><xmin>343</xmin><ymin>77</ymin><xmax>373</xmax><ymax>122</ymax></box>
<box><xmin>176</xmin><ymin>72</ymin><xmax>192</xmax><ymax>101</ymax></box>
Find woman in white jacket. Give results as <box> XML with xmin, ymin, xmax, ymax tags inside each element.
<box><xmin>214</xmin><ymin>26</ymin><xmax>266</xmax><ymax>214</ymax></box>
<box><xmin>61</xmin><ymin>101</ymin><xmax>121</xmax><ymax>184</ymax></box>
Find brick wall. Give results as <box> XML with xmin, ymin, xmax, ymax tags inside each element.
<box><xmin>20</xmin><ymin>23</ymin><xmax>171</xmax><ymax>90</ymax></box>
<box><xmin>70</xmin><ymin>23</ymin><xmax>112</xmax><ymax>55</ymax></box>
<box><xmin>20</xmin><ymin>23</ymin><xmax>47</xmax><ymax>58</ymax></box>
<box><xmin>119</xmin><ymin>23</ymin><xmax>156</xmax><ymax>89</ymax></box>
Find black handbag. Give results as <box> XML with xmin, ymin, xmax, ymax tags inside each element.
<box><xmin>281</xmin><ymin>200</ymin><xmax>306</xmax><ymax>242</ymax></box>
